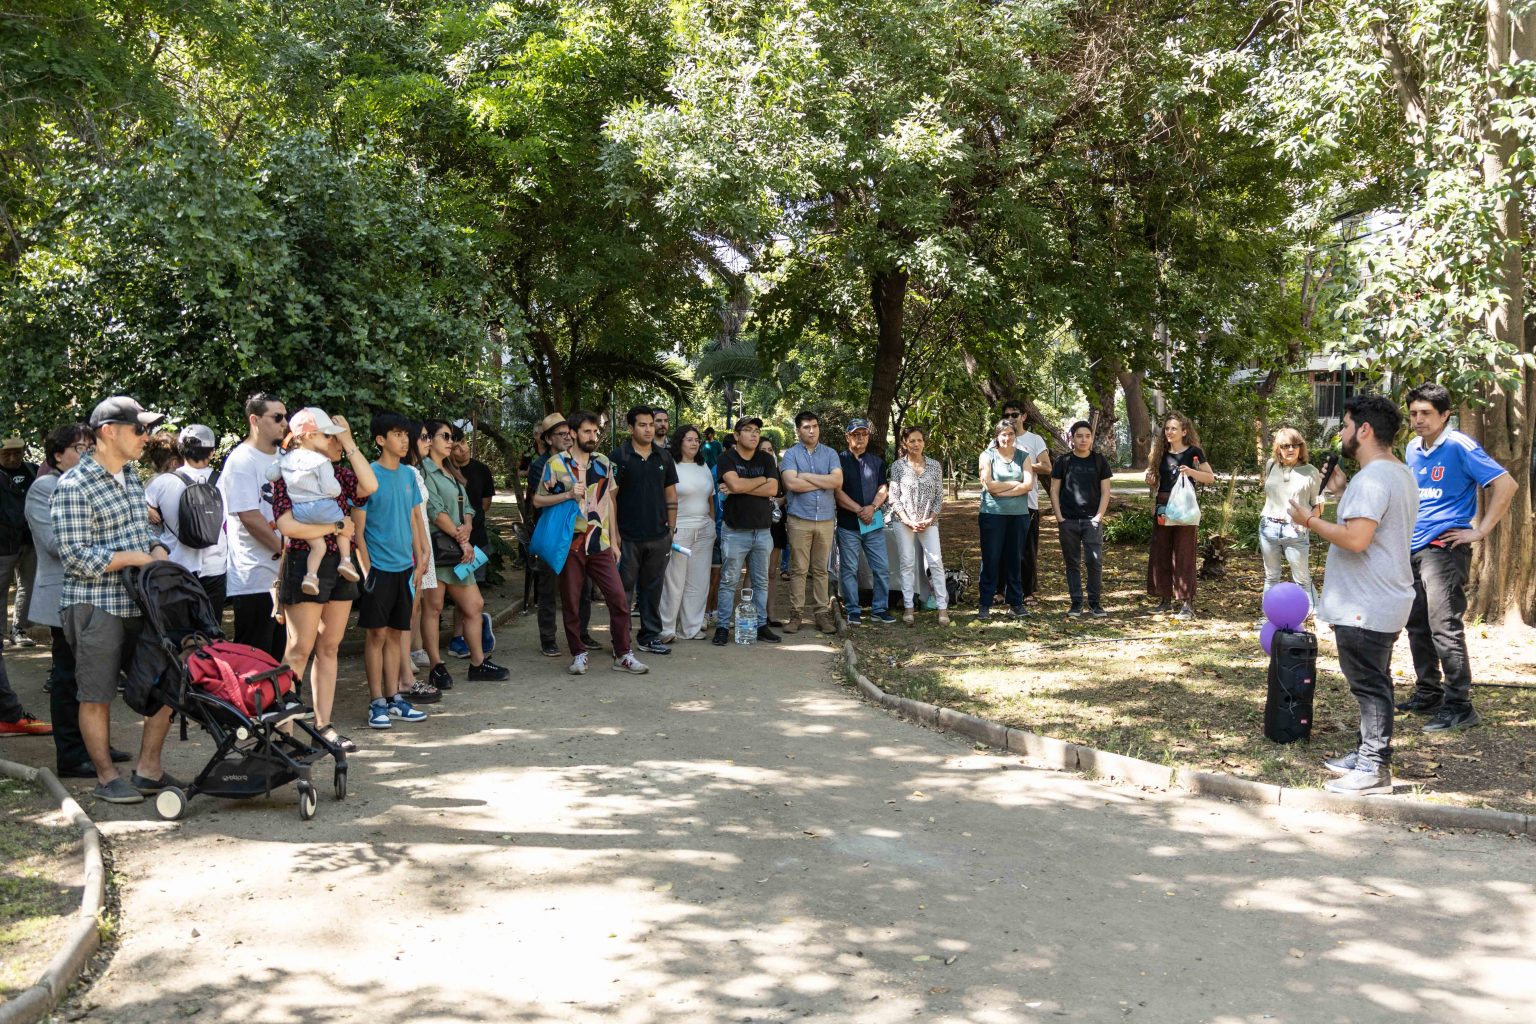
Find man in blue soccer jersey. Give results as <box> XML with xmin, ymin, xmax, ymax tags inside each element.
<box><xmin>1397</xmin><ymin>383</ymin><xmax>1518</xmax><ymax>732</ymax></box>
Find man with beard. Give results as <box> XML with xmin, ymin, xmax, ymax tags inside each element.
<box><xmin>534</xmin><ymin>411</ymin><xmax>649</xmax><ymax>676</ymax></box>
<box><xmin>1289</xmin><ymin>395</ymin><xmax>1418</xmax><ymax>796</ymax></box>
<box><xmin>217</xmin><ymin>391</ymin><xmax>288</xmax><ymax>658</ymax></box>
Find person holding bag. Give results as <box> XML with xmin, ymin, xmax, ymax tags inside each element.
<box><xmin>1144</xmin><ymin>411</ymin><xmax>1216</xmax><ymax>619</ymax></box>
<box><xmin>420</xmin><ymin>419</ymin><xmax>507</xmax><ymax>682</ymax></box>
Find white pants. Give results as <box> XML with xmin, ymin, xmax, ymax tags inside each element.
<box><xmin>893</xmin><ymin>523</ymin><xmax>946</xmax><ymax>609</ymax></box>
<box><xmin>659</xmin><ymin>518</ymin><xmax>715</xmax><ymax>639</ymax></box>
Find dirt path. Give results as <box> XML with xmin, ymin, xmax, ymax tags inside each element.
<box><xmin>1</xmin><ymin>602</ymin><xmax>1533</xmax><ymax>1024</ymax></box>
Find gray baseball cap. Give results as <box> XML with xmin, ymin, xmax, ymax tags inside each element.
<box><xmin>179</xmin><ymin>424</ymin><xmax>217</xmax><ymax>449</ymax></box>
<box><xmin>89</xmin><ymin>396</ymin><xmax>165</xmax><ymax>430</ymax></box>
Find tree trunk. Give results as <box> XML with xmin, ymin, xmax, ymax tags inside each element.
<box><xmin>1467</xmin><ymin>2</ymin><xmax>1535</xmax><ymax>625</ymax></box>
<box><xmin>1086</xmin><ymin>362</ymin><xmax>1119</xmax><ymax>460</ymax></box>
<box><xmin>865</xmin><ymin>268</ymin><xmax>909</xmax><ymax>457</ymax></box>
<box><xmin>1119</xmin><ymin>368</ymin><xmax>1152</xmax><ymax>469</ymax></box>
<box><xmin>473</xmin><ymin>419</ymin><xmax>526</xmax><ymax>521</ymax></box>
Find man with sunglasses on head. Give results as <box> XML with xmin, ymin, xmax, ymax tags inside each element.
<box><xmin>52</xmin><ymin>397</ymin><xmax>179</xmax><ymax>804</ymax></box>
<box><xmin>217</xmin><ymin>392</ymin><xmax>288</xmax><ymax>658</ymax></box>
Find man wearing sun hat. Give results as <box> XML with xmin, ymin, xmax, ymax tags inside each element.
<box><xmin>52</xmin><ymin>396</ymin><xmax>181</xmax><ymax>805</ymax></box>
<box><xmin>525</xmin><ymin>411</ymin><xmax>592</xmax><ymax>657</ymax></box>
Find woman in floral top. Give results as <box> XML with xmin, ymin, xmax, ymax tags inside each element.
<box><xmin>888</xmin><ymin>425</ymin><xmax>949</xmax><ymax>626</ymax></box>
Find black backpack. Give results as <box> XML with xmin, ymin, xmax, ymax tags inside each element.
<box><xmin>174</xmin><ymin>471</ymin><xmax>224</xmax><ymax>550</ymax></box>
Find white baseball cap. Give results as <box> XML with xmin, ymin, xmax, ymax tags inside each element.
<box><xmin>290</xmin><ymin>408</ymin><xmax>347</xmax><ymax>437</ymax></box>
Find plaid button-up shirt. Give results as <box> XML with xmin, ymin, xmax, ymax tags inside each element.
<box><xmin>51</xmin><ymin>454</ymin><xmax>158</xmax><ymax>617</ymax></box>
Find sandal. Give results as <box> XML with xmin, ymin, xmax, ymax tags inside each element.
<box><xmin>318</xmin><ymin>727</ymin><xmax>358</xmax><ymax>753</ymax></box>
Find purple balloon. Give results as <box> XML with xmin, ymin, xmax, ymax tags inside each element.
<box><xmin>1263</xmin><ymin>582</ymin><xmax>1311</xmax><ymax>631</ymax></box>
<box><xmin>1259</xmin><ymin>621</ymin><xmax>1278</xmax><ymax>655</ymax></box>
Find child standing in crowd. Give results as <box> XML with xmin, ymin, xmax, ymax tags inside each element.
<box><xmin>267</xmin><ymin>410</ymin><xmax>362</xmax><ymax>595</ymax></box>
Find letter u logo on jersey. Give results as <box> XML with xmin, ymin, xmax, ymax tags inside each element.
<box><xmin>1430</xmin><ymin>466</ymin><xmax>1446</xmax><ymax>482</ymax></box>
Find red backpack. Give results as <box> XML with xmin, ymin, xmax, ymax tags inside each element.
<box><xmin>185</xmin><ymin>641</ymin><xmax>299</xmax><ymax>717</ymax></box>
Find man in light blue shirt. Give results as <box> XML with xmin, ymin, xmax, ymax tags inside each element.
<box><xmin>779</xmin><ymin>411</ymin><xmax>842</xmax><ymax>634</ymax></box>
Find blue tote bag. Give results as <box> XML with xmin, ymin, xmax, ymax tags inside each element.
<box><xmin>529</xmin><ymin>456</ymin><xmax>581</xmax><ymax>574</ymax></box>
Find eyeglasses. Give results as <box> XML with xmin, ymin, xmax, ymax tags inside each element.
<box><xmin>69</xmin><ymin>443</ymin><xmax>93</xmax><ymax>455</ymax></box>
<box><xmin>266</xmin><ymin>412</ymin><xmax>288</xmax><ymax>422</ymax></box>
<box><xmin>435</xmin><ymin>431</ymin><xmax>453</xmax><ymax>441</ymax></box>
<box><xmin>1278</xmin><ymin>443</ymin><xmax>1300</xmax><ymax>450</ymax></box>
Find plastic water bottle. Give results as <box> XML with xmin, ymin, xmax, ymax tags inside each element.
<box><xmin>734</xmin><ymin>587</ymin><xmax>758</xmax><ymax>645</ymax></box>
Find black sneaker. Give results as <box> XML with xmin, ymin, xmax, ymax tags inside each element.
<box><xmin>977</xmin><ymin>608</ymin><xmax>991</xmax><ymax>622</ymax></box>
<box><xmin>1088</xmin><ymin>605</ymin><xmax>1107</xmax><ymax>618</ymax></box>
<box><xmin>1395</xmin><ymin>692</ymin><xmax>1442</xmax><ymax>715</ymax></box>
<box><xmin>429</xmin><ymin>662</ymin><xmax>454</xmax><ymax>691</ymax></box>
<box><xmin>1423</xmin><ymin>707</ymin><xmax>1482</xmax><ymax>733</ymax></box>
<box><xmin>468</xmin><ymin>659</ymin><xmax>510</xmax><ymax>682</ymax></box>
<box><xmin>1010</xmin><ymin>605</ymin><xmax>1028</xmax><ymax>619</ymax></box>
<box><xmin>581</xmin><ymin>634</ymin><xmax>604</xmax><ymax>651</ymax></box>
<box><xmin>1067</xmin><ymin>604</ymin><xmax>1084</xmax><ymax>618</ymax></box>
<box><xmin>712</xmin><ymin>626</ymin><xmax>729</xmax><ymax>646</ymax></box>
<box><xmin>638</xmin><ymin>640</ymin><xmax>671</xmax><ymax>655</ymax></box>
<box><xmin>540</xmin><ymin>642</ymin><xmax>561</xmax><ymax>658</ymax></box>
<box><xmin>756</xmin><ymin>625</ymin><xmax>781</xmax><ymax>643</ymax></box>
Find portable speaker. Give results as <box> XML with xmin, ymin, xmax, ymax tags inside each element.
<box><xmin>1264</xmin><ymin>629</ymin><xmax>1317</xmax><ymax>744</ymax></box>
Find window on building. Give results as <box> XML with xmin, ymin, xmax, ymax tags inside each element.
<box><xmin>1313</xmin><ymin>371</ymin><xmax>1365</xmax><ymax>420</ymax></box>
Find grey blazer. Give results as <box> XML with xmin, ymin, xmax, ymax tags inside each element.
<box><xmin>23</xmin><ymin>471</ymin><xmax>63</xmax><ymax>629</ymax></box>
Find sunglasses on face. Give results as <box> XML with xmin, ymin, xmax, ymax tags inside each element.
<box><xmin>104</xmin><ymin>421</ymin><xmax>149</xmax><ymax>435</ymax></box>
<box><xmin>1278</xmin><ymin>443</ymin><xmax>1299</xmax><ymax>450</ymax></box>
<box><xmin>267</xmin><ymin>412</ymin><xmax>288</xmax><ymax>422</ymax></box>
<box><xmin>435</xmin><ymin>431</ymin><xmax>453</xmax><ymax>441</ymax></box>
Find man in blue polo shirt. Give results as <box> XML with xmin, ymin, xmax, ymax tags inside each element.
<box><xmin>1398</xmin><ymin>383</ymin><xmax>1518</xmax><ymax>732</ymax></box>
<box><xmin>834</xmin><ymin>419</ymin><xmax>894</xmax><ymax>626</ymax></box>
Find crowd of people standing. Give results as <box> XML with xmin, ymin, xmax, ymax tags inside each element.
<box><xmin>0</xmin><ymin>382</ymin><xmax>1518</xmax><ymax>807</ymax></box>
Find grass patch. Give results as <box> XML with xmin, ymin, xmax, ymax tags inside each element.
<box><xmin>0</xmin><ymin>776</ymin><xmax>81</xmax><ymax>996</ymax></box>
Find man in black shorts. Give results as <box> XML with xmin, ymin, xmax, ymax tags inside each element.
<box><xmin>354</xmin><ymin>413</ymin><xmax>430</xmax><ymax>730</ymax></box>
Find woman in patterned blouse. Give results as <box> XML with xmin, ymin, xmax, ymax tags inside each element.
<box><xmin>887</xmin><ymin>426</ymin><xmax>950</xmax><ymax>626</ymax></box>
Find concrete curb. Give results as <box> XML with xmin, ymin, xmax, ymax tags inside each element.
<box><xmin>839</xmin><ymin>640</ymin><xmax>1534</xmax><ymax>836</ymax></box>
<box><xmin>0</xmin><ymin>760</ymin><xmax>107</xmax><ymax>1024</ymax></box>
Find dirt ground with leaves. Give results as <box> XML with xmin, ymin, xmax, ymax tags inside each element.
<box><xmin>0</xmin><ymin>775</ymin><xmax>81</xmax><ymax>996</ymax></box>
<box><xmin>850</xmin><ymin>489</ymin><xmax>1536</xmax><ymax>815</ymax></box>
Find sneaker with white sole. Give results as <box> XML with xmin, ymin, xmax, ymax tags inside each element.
<box><xmin>367</xmin><ymin>699</ymin><xmax>393</xmax><ymax>730</ymax></box>
<box><xmin>387</xmin><ymin>695</ymin><xmax>428</xmax><ymax>722</ymax></box>
<box><xmin>613</xmin><ymin>652</ymin><xmax>649</xmax><ymax>674</ymax></box>
<box><xmin>1323</xmin><ymin>751</ymin><xmax>1359</xmax><ymax>775</ymax></box>
<box><xmin>1324</xmin><ymin>767</ymin><xmax>1393</xmax><ymax>796</ymax></box>
<box><xmin>567</xmin><ymin>652</ymin><xmax>589</xmax><ymax>675</ymax></box>
<box><xmin>411</xmin><ymin>648</ymin><xmax>430</xmax><ymax>668</ymax></box>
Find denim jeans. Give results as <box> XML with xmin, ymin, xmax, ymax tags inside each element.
<box><xmin>1258</xmin><ymin>517</ymin><xmax>1317</xmax><ymax>611</ymax></box>
<box><xmin>978</xmin><ymin>512</ymin><xmax>1027</xmax><ymax>611</ymax></box>
<box><xmin>717</xmin><ymin>526</ymin><xmax>771</xmax><ymax>628</ymax></box>
<box><xmin>1334</xmin><ymin>624</ymin><xmax>1399</xmax><ymax>770</ymax></box>
<box><xmin>1406</xmin><ymin>544</ymin><xmax>1473</xmax><ymax>711</ymax></box>
<box><xmin>1057</xmin><ymin>519</ymin><xmax>1103</xmax><ymax>605</ymax></box>
<box><xmin>836</xmin><ymin>526</ymin><xmax>889</xmax><ymax>615</ymax></box>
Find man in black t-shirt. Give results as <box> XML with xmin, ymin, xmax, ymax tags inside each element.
<box><xmin>1050</xmin><ymin>421</ymin><xmax>1113</xmax><ymax>616</ymax></box>
<box><xmin>611</xmin><ymin>405</ymin><xmax>679</xmax><ymax>654</ymax></box>
<box><xmin>712</xmin><ymin>417</ymin><xmax>781</xmax><ymax>646</ymax></box>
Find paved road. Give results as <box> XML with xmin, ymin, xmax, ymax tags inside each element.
<box><xmin>3</xmin><ymin>612</ymin><xmax>1533</xmax><ymax>1024</ymax></box>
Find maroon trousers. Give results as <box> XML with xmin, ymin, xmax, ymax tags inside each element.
<box><xmin>560</xmin><ymin>544</ymin><xmax>631</xmax><ymax>657</ymax></box>
<box><xmin>1147</xmin><ymin>493</ymin><xmax>1198</xmax><ymax>603</ymax></box>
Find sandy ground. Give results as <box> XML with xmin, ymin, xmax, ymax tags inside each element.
<box><xmin>1</xmin><ymin>599</ymin><xmax>1534</xmax><ymax>1024</ymax></box>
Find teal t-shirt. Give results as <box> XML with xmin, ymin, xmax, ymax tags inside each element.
<box><xmin>979</xmin><ymin>447</ymin><xmax>1030</xmax><ymax>516</ymax></box>
<box><xmin>363</xmin><ymin>462</ymin><xmax>423</xmax><ymax>572</ymax></box>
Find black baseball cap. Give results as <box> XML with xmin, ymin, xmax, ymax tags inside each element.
<box><xmin>733</xmin><ymin>416</ymin><xmax>763</xmax><ymax>431</ymax></box>
<box><xmin>89</xmin><ymin>396</ymin><xmax>165</xmax><ymax>430</ymax></box>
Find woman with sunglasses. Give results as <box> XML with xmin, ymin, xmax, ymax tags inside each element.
<box><xmin>421</xmin><ymin>420</ymin><xmax>508</xmax><ymax>682</ymax></box>
<box><xmin>1259</xmin><ymin>427</ymin><xmax>1323</xmax><ymax>614</ymax></box>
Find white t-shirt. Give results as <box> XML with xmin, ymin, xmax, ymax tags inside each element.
<box><xmin>1318</xmin><ymin>459</ymin><xmax>1418</xmax><ymax>634</ymax></box>
<box><xmin>145</xmin><ymin>466</ymin><xmax>228</xmax><ymax>578</ymax></box>
<box><xmin>1017</xmin><ymin>432</ymin><xmax>1047</xmax><ymax>510</ymax></box>
<box><xmin>674</xmin><ymin>462</ymin><xmax>714</xmax><ymax>521</ymax></box>
<box><xmin>217</xmin><ymin>442</ymin><xmax>280</xmax><ymax>597</ymax></box>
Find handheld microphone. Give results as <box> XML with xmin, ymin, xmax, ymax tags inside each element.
<box><xmin>1319</xmin><ymin>451</ymin><xmax>1340</xmax><ymax>493</ymax></box>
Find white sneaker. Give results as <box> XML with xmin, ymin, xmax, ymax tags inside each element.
<box><xmin>612</xmin><ymin>653</ymin><xmax>649</xmax><ymax>674</ymax></box>
<box><xmin>656</xmin><ymin>631</ymin><xmax>676</xmax><ymax>644</ymax></box>
<box><xmin>567</xmin><ymin>652</ymin><xmax>589</xmax><ymax>675</ymax></box>
<box><xmin>411</xmin><ymin>649</ymin><xmax>429</xmax><ymax>668</ymax></box>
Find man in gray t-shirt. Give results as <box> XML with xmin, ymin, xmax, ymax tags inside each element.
<box><xmin>1289</xmin><ymin>396</ymin><xmax>1417</xmax><ymax>796</ymax></box>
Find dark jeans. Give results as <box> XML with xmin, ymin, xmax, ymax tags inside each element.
<box><xmin>1021</xmin><ymin>509</ymin><xmax>1041</xmax><ymax>598</ymax></box>
<box><xmin>536</xmin><ymin>556</ymin><xmax>591</xmax><ymax>649</ymax></box>
<box><xmin>47</xmin><ymin>627</ymin><xmax>87</xmax><ymax>769</ymax></box>
<box><xmin>1335</xmin><ymin>624</ymin><xmax>1398</xmax><ymax>770</ymax></box>
<box><xmin>1406</xmin><ymin>545</ymin><xmax>1473</xmax><ymax>711</ymax></box>
<box><xmin>199</xmin><ymin>573</ymin><xmax>227</xmax><ymax>624</ymax></box>
<box><xmin>1058</xmin><ymin>519</ymin><xmax>1104</xmax><ymax>605</ymax></box>
<box><xmin>231</xmin><ymin>592</ymin><xmax>284</xmax><ymax>660</ymax></box>
<box><xmin>619</xmin><ymin>534</ymin><xmax>671</xmax><ymax>645</ymax></box>
<box><xmin>979</xmin><ymin>512</ymin><xmax>1027</xmax><ymax>611</ymax></box>
<box><xmin>0</xmin><ymin>635</ymin><xmax>22</xmax><ymax>721</ymax></box>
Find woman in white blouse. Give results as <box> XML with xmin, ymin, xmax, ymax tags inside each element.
<box><xmin>888</xmin><ymin>426</ymin><xmax>950</xmax><ymax>626</ymax></box>
<box><xmin>659</xmin><ymin>426</ymin><xmax>717</xmax><ymax>641</ymax></box>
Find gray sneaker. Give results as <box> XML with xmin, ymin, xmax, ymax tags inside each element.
<box><xmin>1322</xmin><ymin>751</ymin><xmax>1359</xmax><ymax>776</ymax></box>
<box><xmin>93</xmin><ymin>777</ymin><xmax>145</xmax><ymax>804</ymax></box>
<box><xmin>1422</xmin><ymin>707</ymin><xmax>1482</xmax><ymax>733</ymax></box>
<box><xmin>1324</xmin><ymin>767</ymin><xmax>1393</xmax><ymax>796</ymax></box>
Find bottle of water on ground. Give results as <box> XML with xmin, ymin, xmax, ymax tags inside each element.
<box><xmin>735</xmin><ymin>587</ymin><xmax>758</xmax><ymax>645</ymax></box>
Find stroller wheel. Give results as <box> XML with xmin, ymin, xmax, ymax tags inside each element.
<box><xmin>297</xmin><ymin>781</ymin><xmax>318</xmax><ymax>821</ymax></box>
<box><xmin>155</xmin><ymin>786</ymin><xmax>187</xmax><ymax>821</ymax></box>
<box><xmin>333</xmin><ymin>764</ymin><xmax>347</xmax><ymax>801</ymax></box>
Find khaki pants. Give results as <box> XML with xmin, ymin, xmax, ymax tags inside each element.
<box><xmin>786</xmin><ymin>515</ymin><xmax>836</xmax><ymax>619</ymax></box>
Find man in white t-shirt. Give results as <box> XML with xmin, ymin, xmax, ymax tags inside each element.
<box><xmin>144</xmin><ymin>424</ymin><xmax>229</xmax><ymax>611</ymax></box>
<box><xmin>998</xmin><ymin>401</ymin><xmax>1052</xmax><ymax>602</ymax></box>
<box><xmin>216</xmin><ymin>392</ymin><xmax>287</xmax><ymax>659</ymax></box>
<box><xmin>1289</xmin><ymin>395</ymin><xmax>1417</xmax><ymax>797</ymax></box>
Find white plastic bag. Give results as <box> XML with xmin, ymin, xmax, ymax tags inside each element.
<box><xmin>1163</xmin><ymin>474</ymin><xmax>1201</xmax><ymax>526</ymax></box>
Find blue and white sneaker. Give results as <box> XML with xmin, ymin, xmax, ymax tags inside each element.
<box><xmin>871</xmin><ymin>610</ymin><xmax>898</xmax><ymax>625</ymax></box>
<box><xmin>447</xmin><ymin>635</ymin><xmax>470</xmax><ymax>659</ymax></box>
<box><xmin>387</xmin><ymin>695</ymin><xmax>428</xmax><ymax>722</ymax></box>
<box><xmin>845</xmin><ymin>611</ymin><xmax>862</xmax><ymax>626</ymax></box>
<box><xmin>481</xmin><ymin>611</ymin><xmax>495</xmax><ymax>655</ymax></box>
<box><xmin>367</xmin><ymin>699</ymin><xmax>393</xmax><ymax>730</ymax></box>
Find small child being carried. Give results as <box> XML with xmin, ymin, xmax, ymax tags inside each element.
<box><xmin>267</xmin><ymin>409</ymin><xmax>361</xmax><ymax>595</ymax></box>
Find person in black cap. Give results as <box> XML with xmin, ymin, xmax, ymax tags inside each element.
<box><xmin>51</xmin><ymin>396</ymin><xmax>180</xmax><ymax>804</ymax></box>
<box><xmin>711</xmin><ymin>416</ymin><xmax>782</xmax><ymax>645</ymax></box>
<box><xmin>834</xmin><ymin>418</ymin><xmax>894</xmax><ymax>625</ymax></box>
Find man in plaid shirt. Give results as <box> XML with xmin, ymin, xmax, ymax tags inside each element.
<box><xmin>52</xmin><ymin>396</ymin><xmax>178</xmax><ymax>805</ymax></box>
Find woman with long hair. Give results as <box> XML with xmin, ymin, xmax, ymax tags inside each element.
<box><xmin>658</xmin><ymin>425</ymin><xmax>715</xmax><ymax>641</ymax></box>
<box><xmin>1259</xmin><ymin>426</ymin><xmax>1322</xmax><ymax>614</ymax></box>
<box><xmin>420</xmin><ymin>419</ymin><xmax>508</xmax><ymax>682</ymax></box>
<box><xmin>977</xmin><ymin>418</ymin><xmax>1034</xmax><ymax>620</ymax></box>
<box><xmin>399</xmin><ymin>422</ymin><xmax>443</xmax><ymax>703</ymax></box>
<box><xmin>759</xmin><ymin>434</ymin><xmax>787</xmax><ymax>626</ymax></box>
<box><xmin>1143</xmin><ymin>411</ymin><xmax>1216</xmax><ymax>619</ymax></box>
<box><xmin>889</xmin><ymin>425</ymin><xmax>949</xmax><ymax>626</ymax></box>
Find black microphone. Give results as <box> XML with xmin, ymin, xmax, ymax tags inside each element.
<box><xmin>1319</xmin><ymin>451</ymin><xmax>1340</xmax><ymax>493</ymax></box>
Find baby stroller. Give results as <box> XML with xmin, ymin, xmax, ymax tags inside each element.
<box><xmin>122</xmin><ymin>561</ymin><xmax>346</xmax><ymax>821</ymax></box>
